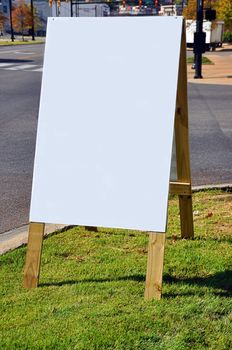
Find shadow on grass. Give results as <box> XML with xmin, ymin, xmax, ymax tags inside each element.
<box><xmin>40</xmin><ymin>274</ymin><xmax>145</xmax><ymax>287</ymax></box>
<box><xmin>168</xmin><ymin>236</ymin><xmax>232</xmax><ymax>244</ymax></box>
<box><xmin>163</xmin><ymin>270</ymin><xmax>232</xmax><ymax>297</ymax></box>
<box><xmin>40</xmin><ymin>270</ymin><xmax>232</xmax><ymax>296</ymax></box>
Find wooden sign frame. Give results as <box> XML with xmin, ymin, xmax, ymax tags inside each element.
<box><xmin>23</xmin><ymin>21</ymin><xmax>194</xmax><ymax>299</ymax></box>
<box><xmin>144</xmin><ymin>23</ymin><xmax>194</xmax><ymax>300</ymax></box>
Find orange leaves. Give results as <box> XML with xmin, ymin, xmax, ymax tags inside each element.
<box><xmin>12</xmin><ymin>0</ymin><xmax>33</xmax><ymax>39</ymax></box>
<box><xmin>0</xmin><ymin>11</ymin><xmax>7</xmax><ymax>31</ymax></box>
<box><xmin>183</xmin><ymin>0</ymin><xmax>218</xmax><ymax>20</ymax></box>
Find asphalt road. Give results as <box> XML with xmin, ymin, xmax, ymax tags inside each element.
<box><xmin>0</xmin><ymin>45</ymin><xmax>43</xmax><ymax>233</ymax></box>
<box><xmin>188</xmin><ymin>83</ymin><xmax>232</xmax><ymax>184</ymax></box>
<box><xmin>0</xmin><ymin>44</ymin><xmax>232</xmax><ymax>233</ymax></box>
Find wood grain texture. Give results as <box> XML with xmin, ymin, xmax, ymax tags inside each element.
<box><xmin>169</xmin><ymin>181</ymin><xmax>191</xmax><ymax>195</ymax></box>
<box><xmin>179</xmin><ymin>195</ymin><xmax>194</xmax><ymax>239</ymax></box>
<box><xmin>144</xmin><ymin>233</ymin><xmax>166</xmax><ymax>300</ymax></box>
<box><xmin>23</xmin><ymin>222</ymin><xmax>45</xmax><ymax>288</ymax></box>
<box><xmin>175</xmin><ymin>21</ymin><xmax>194</xmax><ymax>239</ymax></box>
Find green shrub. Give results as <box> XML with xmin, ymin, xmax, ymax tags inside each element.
<box><xmin>223</xmin><ymin>31</ymin><xmax>232</xmax><ymax>43</ymax></box>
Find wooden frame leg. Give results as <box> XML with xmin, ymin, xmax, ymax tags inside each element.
<box><xmin>174</xmin><ymin>21</ymin><xmax>194</xmax><ymax>239</ymax></box>
<box><xmin>144</xmin><ymin>233</ymin><xmax>166</xmax><ymax>300</ymax></box>
<box><xmin>179</xmin><ymin>195</ymin><xmax>194</xmax><ymax>239</ymax></box>
<box><xmin>23</xmin><ymin>222</ymin><xmax>45</xmax><ymax>288</ymax></box>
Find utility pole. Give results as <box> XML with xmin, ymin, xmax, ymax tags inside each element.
<box><xmin>194</xmin><ymin>0</ymin><xmax>205</xmax><ymax>79</ymax></box>
<box><xmin>8</xmin><ymin>0</ymin><xmax>14</xmax><ymax>42</ymax></box>
<box><xmin>30</xmin><ymin>0</ymin><xmax>35</xmax><ymax>41</ymax></box>
<box><xmin>70</xmin><ymin>0</ymin><xmax>73</xmax><ymax>17</ymax></box>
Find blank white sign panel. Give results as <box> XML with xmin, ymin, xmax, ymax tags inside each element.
<box><xmin>30</xmin><ymin>16</ymin><xmax>183</xmax><ymax>232</ymax></box>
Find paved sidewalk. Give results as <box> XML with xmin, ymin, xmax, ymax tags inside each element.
<box><xmin>188</xmin><ymin>44</ymin><xmax>232</xmax><ymax>85</ymax></box>
<box><xmin>0</xmin><ymin>224</ymin><xmax>66</xmax><ymax>255</ymax></box>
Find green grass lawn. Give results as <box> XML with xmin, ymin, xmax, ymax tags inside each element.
<box><xmin>0</xmin><ymin>40</ymin><xmax>44</xmax><ymax>46</ymax></box>
<box><xmin>187</xmin><ymin>56</ymin><xmax>213</xmax><ymax>65</ymax></box>
<box><xmin>0</xmin><ymin>190</ymin><xmax>231</xmax><ymax>349</ymax></box>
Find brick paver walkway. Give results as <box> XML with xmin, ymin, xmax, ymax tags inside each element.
<box><xmin>188</xmin><ymin>44</ymin><xmax>232</xmax><ymax>85</ymax></box>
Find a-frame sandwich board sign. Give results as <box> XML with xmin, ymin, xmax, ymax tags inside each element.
<box><xmin>23</xmin><ymin>17</ymin><xmax>194</xmax><ymax>300</ymax></box>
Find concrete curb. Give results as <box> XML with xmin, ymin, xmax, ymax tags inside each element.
<box><xmin>192</xmin><ymin>183</ymin><xmax>232</xmax><ymax>192</ymax></box>
<box><xmin>0</xmin><ymin>183</ymin><xmax>231</xmax><ymax>256</ymax></box>
<box><xmin>0</xmin><ymin>224</ymin><xmax>67</xmax><ymax>255</ymax></box>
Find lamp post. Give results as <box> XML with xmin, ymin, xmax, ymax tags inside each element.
<box><xmin>194</xmin><ymin>0</ymin><xmax>205</xmax><ymax>79</ymax></box>
<box><xmin>30</xmin><ymin>0</ymin><xmax>35</xmax><ymax>40</ymax></box>
<box><xmin>70</xmin><ymin>0</ymin><xmax>73</xmax><ymax>16</ymax></box>
<box><xmin>8</xmin><ymin>0</ymin><xmax>14</xmax><ymax>42</ymax></box>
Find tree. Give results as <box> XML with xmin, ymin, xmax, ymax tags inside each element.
<box><xmin>0</xmin><ymin>11</ymin><xmax>7</xmax><ymax>35</ymax></box>
<box><xmin>183</xmin><ymin>0</ymin><xmax>196</xmax><ymax>19</ymax></box>
<box><xmin>216</xmin><ymin>0</ymin><xmax>232</xmax><ymax>30</ymax></box>
<box><xmin>12</xmin><ymin>0</ymin><xmax>32</xmax><ymax>40</ymax></box>
<box><xmin>12</xmin><ymin>0</ymin><xmax>42</xmax><ymax>40</ymax></box>
<box><xmin>183</xmin><ymin>0</ymin><xmax>217</xmax><ymax>20</ymax></box>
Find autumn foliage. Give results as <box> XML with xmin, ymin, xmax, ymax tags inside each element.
<box><xmin>11</xmin><ymin>0</ymin><xmax>42</xmax><ymax>40</ymax></box>
<box><xmin>0</xmin><ymin>11</ymin><xmax>7</xmax><ymax>33</ymax></box>
<box><xmin>12</xmin><ymin>0</ymin><xmax>32</xmax><ymax>40</ymax></box>
<box><xmin>216</xmin><ymin>0</ymin><xmax>232</xmax><ymax>30</ymax></box>
<box><xmin>183</xmin><ymin>0</ymin><xmax>217</xmax><ymax>20</ymax></box>
<box><xmin>183</xmin><ymin>0</ymin><xmax>232</xmax><ymax>31</ymax></box>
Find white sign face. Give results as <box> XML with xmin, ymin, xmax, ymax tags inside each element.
<box><xmin>30</xmin><ymin>16</ymin><xmax>183</xmax><ymax>232</ymax></box>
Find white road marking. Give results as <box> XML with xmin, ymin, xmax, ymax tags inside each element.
<box><xmin>0</xmin><ymin>63</ymin><xmax>15</xmax><ymax>67</ymax></box>
<box><xmin>7</xmin><ymin>64</ymin><xmax>38</xmax><ymax>70</ymax></box>
<box><xmin>31</xmin><ymin>67</ymin><xmax>43</xmax><ymax>72</ymax></box>
<box><xmin>0</xmin><ymin>63</ymin><xmax>43</xmax><ymax>72</ymax></box>
<box><xmin>14</xmin><ymin>51</ymin><xmax>34</xmax><ymax>55</ymax></box>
